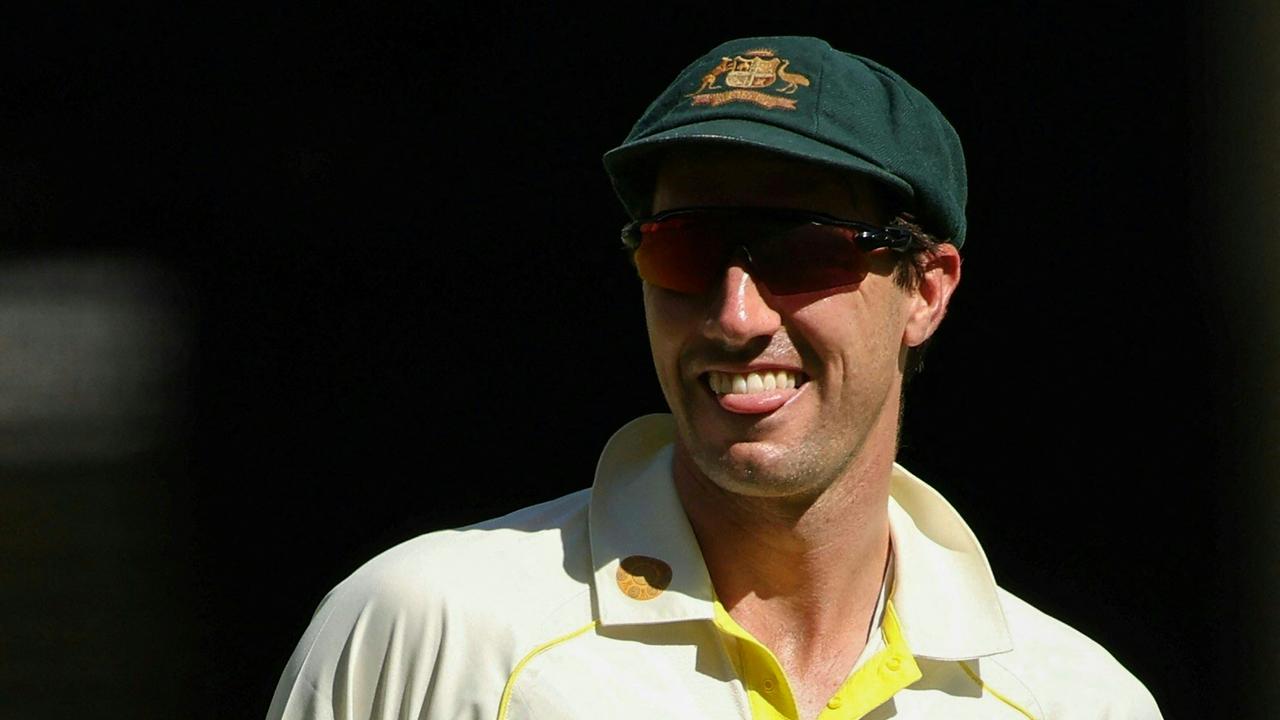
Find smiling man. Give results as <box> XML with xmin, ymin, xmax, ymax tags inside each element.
<box><xmin>268</xmin><ymin>37</ymin><xmax>1161</xmax><ymax>720</ymax></box>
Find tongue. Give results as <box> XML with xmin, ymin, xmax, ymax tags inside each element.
<box><xmin>717</xmin><ymin>388</ymin><xmax>798</xmax><ymax>414</ymax></box>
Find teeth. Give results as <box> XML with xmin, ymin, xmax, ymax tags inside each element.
<box><xmin>708</xmin><ymin>370</ymin><xmax>801</xmax><ymax>395</ymax></box>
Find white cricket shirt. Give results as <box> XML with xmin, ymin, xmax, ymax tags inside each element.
<box><xmin>267</xmin><ymin>414</ymin><xmax>1161</xmax><ymax>719</ymax></box>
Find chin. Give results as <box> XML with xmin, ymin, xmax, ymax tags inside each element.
<box><xmin>694</xmin><ymin>441</ymin><xmax>831</xmax><ymax>500</ymax></box>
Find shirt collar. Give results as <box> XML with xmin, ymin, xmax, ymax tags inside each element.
<box><xmin>887</xmin><ymin>465</ymin><xmax>1013</xmax><ymax>659</ymax></box>
<box><xmin>590</xmin><ymin>415</ymin><xmax>716</xmax><ymax>626</ymax></box>
<box><xmin>589</xmin><ymin>414</ymin><xmax>1013</xmax><ymax>660</ymax></box>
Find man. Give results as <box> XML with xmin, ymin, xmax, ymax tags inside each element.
<box><xmin>268</xmin><ymin>36</ymin><xmax>1161</xmax><ymax>719</ymax></box>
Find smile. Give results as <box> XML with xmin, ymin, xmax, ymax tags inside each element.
<box><xmin>706</xmin><ymin>369</ymin><xmax>805</xmax><ymax>395</ymax></box>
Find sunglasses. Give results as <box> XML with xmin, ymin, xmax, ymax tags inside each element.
<box><xmin>620</xmin><ymin>207</ymin><xmax>918</xmax><ymax>295</ymax></box>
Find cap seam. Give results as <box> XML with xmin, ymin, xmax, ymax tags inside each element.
<box><xmin>811</xmin><ymin>46</ymin><xmax>828</xmax><ymax>137</ymax></box>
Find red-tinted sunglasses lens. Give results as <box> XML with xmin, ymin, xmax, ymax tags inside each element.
<box><xmin>632</xmin><ymin>216</ymin><xmax>734</xmax><ymax>294</ymax></box>
<box><xmin>631</xmin><ymin>214</ymin><xmax>872</xmax><ymax>295</ymax></box>
<box><xmin>749</xmin><ymin>224</ymin><xmax>871</xmax><ymax>294</ymax></box>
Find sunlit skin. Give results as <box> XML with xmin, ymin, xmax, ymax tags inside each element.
<box><xmin>643</xmin><ymin>146</ymin><xmax>960</xmax><ymax>719</ymax></box>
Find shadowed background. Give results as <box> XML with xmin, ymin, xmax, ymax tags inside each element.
<box><xmin>2</xmin><ymin>3</ymin><xmax>1275</xmax><ymax>718</ymax></box>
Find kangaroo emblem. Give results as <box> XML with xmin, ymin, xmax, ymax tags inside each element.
<box><xmin>689</xmin><ymin>57</ymin><xmax>735</xmax><ymax>96</ymax></box>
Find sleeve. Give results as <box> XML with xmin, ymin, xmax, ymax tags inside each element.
<box><xmin>993</xmin><ymin>589</ymin><xmax>1165</xmax><ymax>720</ymax></box>
<box><xmin>264</xmin><ymin>574</ymin><xmax>446</xmax><ymax>720</ymax></box>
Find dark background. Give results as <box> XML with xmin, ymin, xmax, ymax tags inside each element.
<box><xmin>3</xmin><ymin>3</ymin><xmax>1274</xmax><ymax>718</ymax></box>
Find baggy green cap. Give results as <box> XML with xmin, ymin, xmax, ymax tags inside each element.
<box><xmin>603</xmin><ymin>36</ymin><xmax>968</xmax><ymax>247</ymax></box>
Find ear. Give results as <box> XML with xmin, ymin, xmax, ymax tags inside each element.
<box><xmin>903</xmin><ymin>244</ymin><xmax>962</xmax><ymax>348</ymax></box>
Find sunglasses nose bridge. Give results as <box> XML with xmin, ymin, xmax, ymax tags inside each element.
<box><xmin>734</xmin><ymin>242</ymin><xmax>783</xmax><ymax>293</ymax></box>
<box><xmin>702</xmin><ymin>242</ymin><xmax>782</xmax><ymax>347</ymax></box>
<box><xmin>718</xmin><ymin>244</ymin><xmax>761</xmax><ymax>289</ymax></box>
<box><xmin>714</xmin><ymin>244</ymin><xmax>781</xmax><ymax>302</ymax></box>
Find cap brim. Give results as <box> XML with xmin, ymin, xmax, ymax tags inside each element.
<box><xmin>603</xmin><ymin>118</ymin><xmax>915</xmax><ymax>218</ymax></box>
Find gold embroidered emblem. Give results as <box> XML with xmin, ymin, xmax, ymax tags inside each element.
<box><xmin>688</xmin><ymin>49</ymin><xmax>810</xmax><ymax>110</ymax></box>
<box><xmin>616</xmin><ymin>555</ymin><xmax>673</xmax><ymax>601</ymax></box>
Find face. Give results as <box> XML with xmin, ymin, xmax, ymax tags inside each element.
<box><xmin>643</xmin><ymin>147</ymin><xmax>956</xmax><ymax>501</ymax></box>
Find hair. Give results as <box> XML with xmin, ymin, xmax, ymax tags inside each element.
<box><xmin>887</xmin><ymin>211</ymin><xmax>949</xmax><ymax>384</ymax></box>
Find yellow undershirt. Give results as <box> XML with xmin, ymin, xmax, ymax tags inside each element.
<box><xmin>711</xmin><ymin>599</ymin><xmax>921</xmax><ymax>720</ymax></box>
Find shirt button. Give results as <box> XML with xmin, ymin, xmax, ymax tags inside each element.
<box><xmin>827</xmin><ymin>696</ymin><xmax>843</xmax><ymax>710</ymax></box>
<box><xmin>761</xmin><ymin>677</ymin><xmax>776</xmax><ymax>693</ymax></box>
<box><xmin>885</xmin><ymin>656</ymin><xmax>903</xmax><ymax>672</ymax></box>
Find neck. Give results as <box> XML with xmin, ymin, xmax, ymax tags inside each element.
<box><xmin>674</xmin><ymin>441</ymin><xmax>893</xmax><ymax>621</ymax></box>
<box><xmin>671</xmin><ymin>422</ymin><xmax>898</xmax><ymax>678</ymax></box>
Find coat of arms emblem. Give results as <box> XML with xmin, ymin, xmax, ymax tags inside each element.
<box><xmin>688</xmin><ymin>49</ymin><xmax>810</xmax><ymax>110</ymax></box>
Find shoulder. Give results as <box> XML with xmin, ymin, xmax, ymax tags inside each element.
<box><xmin>993</xmin><ymin>587</ymin><xmax>1163</xmax><ymax>719</ymax></box>
<box><xmin>312</xmin><ymin>488</ymin><xmax>596</xmax><ymax>655</ymax></box>
<box><xmin>337</xmin><ymin>487</ymin><xmax>594</xmax><ymax>618</ymax></box>
<box><xmin>267</xmin><ymin>489</ymin><xmax>596</xmax><ymax>720</ymax></box>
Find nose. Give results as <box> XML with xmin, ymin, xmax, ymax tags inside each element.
<box><xmin>703</xmin><ymin>256</ymin><xmax>782</xmax><ymax>348</ymax></box>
